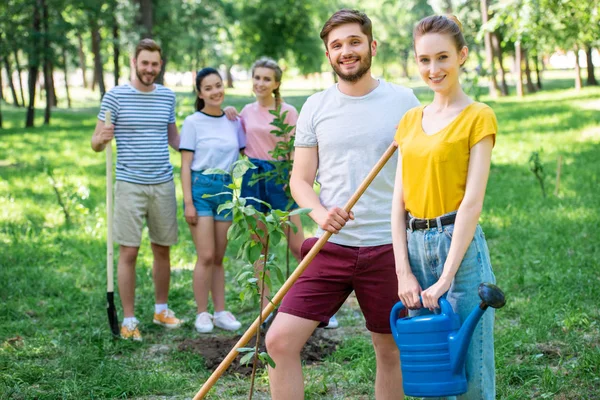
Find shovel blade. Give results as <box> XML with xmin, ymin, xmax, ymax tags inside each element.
<box><xmin>107</xmin><ymin>291</ymin><xmax>120</xmax><ymax>337</ymax></box>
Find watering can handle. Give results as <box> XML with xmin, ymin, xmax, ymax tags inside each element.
<box><xmin>389</xmin><ymin>297</ymin><xmax>455</xmax><ymax>337</ymax></box>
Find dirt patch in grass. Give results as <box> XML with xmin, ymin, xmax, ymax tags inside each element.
<box><xmin>178</xmin><ymin>328</ymin><xmax>339</xmax><ymax>376</ymax></box>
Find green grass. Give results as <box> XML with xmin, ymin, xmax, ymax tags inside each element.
<box><xmin>1</xmin><ymin>74</ymin><xmax>600</xmax><ymax>399</ymax></box>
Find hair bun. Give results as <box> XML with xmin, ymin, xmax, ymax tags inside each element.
<box><xmin>446</xmin><ymin>14</ymin><xmax>463</xmax><ymax>32</ymax></box>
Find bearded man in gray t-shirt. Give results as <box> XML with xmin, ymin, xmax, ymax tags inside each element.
<box><xmin>265</xmin><ymin>9</ymin><xmax>420</xmax><ymax>400</ymax></box>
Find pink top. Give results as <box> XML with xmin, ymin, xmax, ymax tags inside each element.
<box><xmin>239</xmin><ymin>101</ymin><xmax>299</xmax><ymax>160</ymax></box>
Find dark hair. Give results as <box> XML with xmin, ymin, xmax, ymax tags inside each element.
<box><xmin>251</xmin><ymin>57</ymin><xmax>283</xmax><ymax>108</ymax></box>
<box><xmin>320</xmin><ymin>9</ymin><xmax>373</xmax><ymax>50</ymax></box>
<box><xmin>135</xmin><ymin>38</ymin><xmax>162</xmax><ymax>59</ymax></box>
<box><xmin>413</xmin><ymin>15</ymin><xmax>467</xmax><ymax>63</ymax></box>
<box><xmin>194</xmin><ymin>67</ymin><xmax>222</xmax><ymax>112</ymax></box>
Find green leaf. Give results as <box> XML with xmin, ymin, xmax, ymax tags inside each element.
<box><xmin>259</xmin><ymin>352</ymin><xmax>276</xmax><ymax>368</ymax></box>
<box><xmin>240</xmin><ymin>351</ymin><xmax>255</xmax><ymax>366</ymax></box>
<box><xmin>237</xmin><ymin>347</ymin><xmax>255</xmax><ymax>353</ymax></box>
<box><xmin>203</xmin><ymin>168</ymin><xmax>228</xmax><ymax>175</ymax></box>
<box><xmin>270</xmin><ymin>229</ymin><xmax>282</xmax><ymax>246</ymax></box>
<box><xmin>273</xmin><ymin>264</ymin><xmax>285</xmax><ymax>285</ymax></box>
<box><xmin>289</xmin><ymin>207</ymin><xmax>311</xmax><ymax>216</ymax></box>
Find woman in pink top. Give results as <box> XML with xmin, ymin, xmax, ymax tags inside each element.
<box><xmin>225</xmin><ymin>57</ymin><xmax>305</xmax><ymax>292</ymax></box>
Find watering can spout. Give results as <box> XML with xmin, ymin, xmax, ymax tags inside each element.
<box><xmin>449</xmin><ymin>283</ymin><xmax>506</xmax><ymax>374</ymax></box>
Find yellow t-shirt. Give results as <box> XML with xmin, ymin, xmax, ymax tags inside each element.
<box><xmin>394</xmin><ymin>102</ymin><xmax>497</xmax><ymax>219</ymax></box>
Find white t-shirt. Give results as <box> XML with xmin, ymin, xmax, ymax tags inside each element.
<box><xmin>179</xmin><ymin>111</ymin><xmax>246</xmax><ymax>172</ymax></box>
<box><xmin>295</xmin><ymin>80</ymin><xmax>420</xmax><ymax>247</ymax></box>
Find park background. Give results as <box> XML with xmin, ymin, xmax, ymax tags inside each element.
<box><xmin>1</xmin><ymin>0</ymin><xmax>599</xmax><ymax>399</ymax></box>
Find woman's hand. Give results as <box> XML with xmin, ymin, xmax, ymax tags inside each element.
<box><xmin>397</xmin><ymin>273</ymin><xmax>422</xmax><ymax>309</ymax></box>
<box><xmin>421</xmin><ymin>276</ymin><xmax>452</xmax><ymax>311</ymax></box>
<box><xmin>224</xmin><ymin>106</ymin><xmax>239</xmax><ymax>121</ymax></box>
<box><xmin>184</xmin><ymin>203</ymin><xmax>198</xmax><ymax>226</ymax></box>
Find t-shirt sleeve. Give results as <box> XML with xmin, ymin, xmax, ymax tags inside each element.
<box><xmin>236</xmin><ymin>119</ymin><xmax>246</xmax><ymax>150</ymax></box>
<box><xmin>98</xmin><ymin>90</ymin><xmax>119</xmax><ymax>123</ymax></box>
<box><xmin>470</xmin><ymin>106</ymin><xmax>497</xmax><ymax>148</ymax></box>
<box><xmin>294</xmin><ymin>98</ymin><xmax>317</xmax><ymax>147</ymax></box>
<box><xmin>179</xmin><ymin>117</ymin><xmax>196</xmax><ymax>152</ymax></box>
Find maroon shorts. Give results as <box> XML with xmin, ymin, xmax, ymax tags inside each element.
<box><xmin>279</xmin><ymin>237</ymin><xmax>400</xmax><ymax>334</ymax></box>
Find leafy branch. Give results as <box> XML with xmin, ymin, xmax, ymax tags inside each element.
<box><xmin>203</xmin><ymin>159</ymin><xmax>309</xmax><ymax>399</ymax></box>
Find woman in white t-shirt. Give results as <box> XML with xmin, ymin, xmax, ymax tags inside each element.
<box><xmin>180</xmin><ymin>68</ymin><xmax>245</xmax><ymax>333</ymax></box>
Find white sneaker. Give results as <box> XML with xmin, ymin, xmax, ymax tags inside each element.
<box><xmin>325</xmin><ymin>314</ymin><xmax>339</xmax><ymax>329</ymax></box>
<box><xmin>195</xmin><ymin>312</ymin><xmax>214</xmax><ymax>333</ymax></box>
<box><xmin>213</xmin><ymin>311</ymin><xmax>242</xmax><ymax>331</ymax></box>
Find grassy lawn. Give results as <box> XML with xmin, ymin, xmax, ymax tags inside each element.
<box><xmin>1</xmin><ymin>74</ymin><xmax>599</xmax><ymax>399</ymax></box>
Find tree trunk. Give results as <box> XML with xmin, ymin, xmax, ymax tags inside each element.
<box><xmin>524</xmin><ymin>49</ymin><xmax>536</xmax><ymax>93</ymax></box>
<box><xmin>137</xmin><ymin>0</ymin><xmax>153</xmax><ymax>39</ymax></box>
<box><xmin>14</xmin><ymin>50</ymin><xmax>26</xmax><ymax>105</ymax></box>
<box><xmin>585</xmin><ymin>45</ymin><xmax>598</xmax><ymax>86</ymax></box>
<box><xmin>480</xmin><ymin>0</ymin><xmax>499</xmax><ymax>98</ymax></box>
<box><xmin>492</xmin><ymin>33</ymin><xmax>508</xmax><ymax>95</ymax></box>
<box><xmin>515</xmin><ymin>41</ymin><xmax>524</xmax><ymax>97</ymax></box>
<box><xmin>62</xmin><ymin>48</ymin><xmax>72</xmax><ymax>108</ymax></box>
<box><xmin>90</xmin><ymin>20</ymin><xmax>106</xmax><ymax>98</ymax></box>
<box><xmin>574</xmin><ymin>46</ymin><xmax>582</xmax><ymax>90</ymax></box>
<box><xmin>226</xmin><ymin>65</ymin><xmax>234</xmax><ymax>88</ymax></box>
<box><xmin>157</xmin><ymin>56</ymin><xmax>166</xmax><ymax>85</ymax></box>
<box><xmin>77</xmin><ymin>32</ymin><xmax>88</xmax><ymax>88</ymax></box>
<box><xmin>534</xmin><ymin>54</ymin><xmax>542</xmax><ymax>89</ymax></box>
<box><xmin>42</xmin><ymin>0</ymin><xmax>51</xmax><ymax>124</ymax></box>
<box><xmin>50</xmin><ymin>64</ymin><xmax>58</xmax><ymax>107</ymax></box>
<box><xmin>26</xmin><ymin>1</ymin><xmax>42</xmax><ymax>128</ymax></box>
<box><xmin>0</xmin><ymin>57</ymin><xmax>3</xmax><ymax>102</ymax></box>
<box><xmin>400</xmin><ymin>50</ymin><xmax>409</xmax><ymax>78</ymax></box>
<box><xmin>4</xmin><ymin>55</ymin><xmax>21</xmax><ymax>107</ymax></box>
<box><xmin>113</xmin><ymin>19</ymin><xmax>120</xmax><ymax>86</ymax></box>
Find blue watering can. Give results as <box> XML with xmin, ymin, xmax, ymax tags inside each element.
<box><xmin>389</xmin><ymin>283</ymin><xmax>506</xmax><ymax>397</ymax></box>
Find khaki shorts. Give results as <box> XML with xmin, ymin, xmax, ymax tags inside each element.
<box><xmin>114</xmin><ymin>180</ymin><xmax>178</xmax><ymax>247</ymax></box>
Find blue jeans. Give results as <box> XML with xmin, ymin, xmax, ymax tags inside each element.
<box><xmin>406</xmin><ymin>211</ymin><xmax>496</xmax><ymax>400</ymax></box>
<box><xmin>240</xmin><ymin>158</ymin><xmax>297</xmax><ymax>213</ymax></box>
<box><xmin>188</xmin><ymin>171</ymin><xmax>233</xmax><ymax>221</ymax></box>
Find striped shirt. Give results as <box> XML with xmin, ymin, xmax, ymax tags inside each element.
<box><xmin>98</xmin><ymin>83</ymin><xmax>176</xmax><ymax>185</ymax></box>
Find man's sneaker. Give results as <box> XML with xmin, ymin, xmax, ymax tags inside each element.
<box><xmin>195</xmin><ymin>312</ymin><xmax>214</xmax><ymax>333</ymax></box>
<box><xmin>214</xmin><ymin>311</ymin><xmax>242</xmax><ymax>331</ymax></box>
<box><xmin>153</xmin><ymin>309</ymin><xmax>183</xmax><ymax>329</ymax></box>
<box><xmin>325</xmin><ymin>314</ymin><xmax>339</xmax><ymax>329</ymax></box>
<box><xmin>120</xmin><ymin>319</ymin><xmax>143</xmax><ymax>341</ymax></box>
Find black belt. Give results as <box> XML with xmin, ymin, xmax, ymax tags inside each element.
<box><xmin>407</xmin><ymin>213</ymin><xmax>456</xmax><ymax>230</ymax></box>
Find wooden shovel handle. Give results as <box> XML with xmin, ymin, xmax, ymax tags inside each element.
<box><xmin>193</xmin><ymin>142</ymin><xmax>398</xmax><ymax>399</ymax></box>
<box><xmin>105</xmin><ymin>111</ymin><xmax>114</xmax><ymax>292</ymax></box>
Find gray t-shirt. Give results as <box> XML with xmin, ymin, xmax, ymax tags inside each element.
<box><xmin>179</xmin><ymin>112</ymin><xmax>246</xmax><ymax>172</ymax></box>
<box><xmin>295</xmin><ymin>80</ymin><xmax>420</xmax><ymax>246</ymax></box>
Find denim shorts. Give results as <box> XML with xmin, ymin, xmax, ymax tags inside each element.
<box><xmin>188</xmin><ymin>171</ymin><xmax>233</xmax><ymax>221</ymax></box>
<box><xmin>240</xmin><ymin>157</ymin><xmax>297</xmax><ymax>213</ymax></box>
<box><xmin>406</xmin><ymin>211</ymin><xmax>496</xmax><ymax>400</ymax></box>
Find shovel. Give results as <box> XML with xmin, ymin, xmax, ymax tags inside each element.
<box><xmin>193</xmin><ymin>142</ymin><xmax>399</xmax><ymax>399</ymax></box>
<box><xmin>105</xmin><ymin>110</ymin><xmax>119</xmax><ymax>337</ymax></box>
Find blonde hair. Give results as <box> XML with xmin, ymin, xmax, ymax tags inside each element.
<box><xmin>251</xmin><ymin>57</ymin><xmax>283</xmax><ymax>108</ymax></box>
<box><xmin>413</xmin><ymin>15</ymin><xmax>467</xmax><ymax>62</ymax></box>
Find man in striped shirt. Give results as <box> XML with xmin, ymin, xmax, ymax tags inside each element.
<box><xmin>91</xmin><ymin>39</ymin><xmax>182</xmax><ymax>341</ymax></box>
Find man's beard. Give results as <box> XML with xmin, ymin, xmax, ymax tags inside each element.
<box><xmin>135</xmin><ymin>68</ymin><xmax>157</xmax><ymax>86</ymax></box>
<box><xmin>331</xmin><ymin>48</ymin><xmax>372</xmax><ymax>83</ymax></box>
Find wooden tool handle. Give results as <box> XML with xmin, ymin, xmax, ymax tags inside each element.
<box><xmin>105</xmin><ymin>111</ymin><xmax>114</xmax><ymax>293</ymax></box>
<box><xmin>193</xmin><ymin>142</ymin><xmax>398</xmax><ymax>399</ymax></box>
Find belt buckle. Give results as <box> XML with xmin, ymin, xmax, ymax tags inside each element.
<box><xmin>425</xmin><ymin>219</ymin><xmax>431</xmax><ymax>229</ymax></box>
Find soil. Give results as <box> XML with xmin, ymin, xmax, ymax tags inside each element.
<box><xmin>178</xmin><ymin>328</ymin><xmax>339</xmax><ymax>376</ymax></box>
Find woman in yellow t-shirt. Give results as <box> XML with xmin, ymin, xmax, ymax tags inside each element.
<box><xmin>391</xmin><ymin>16</ymin><xmax>498</xmax><ymax>399</ymax></box>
